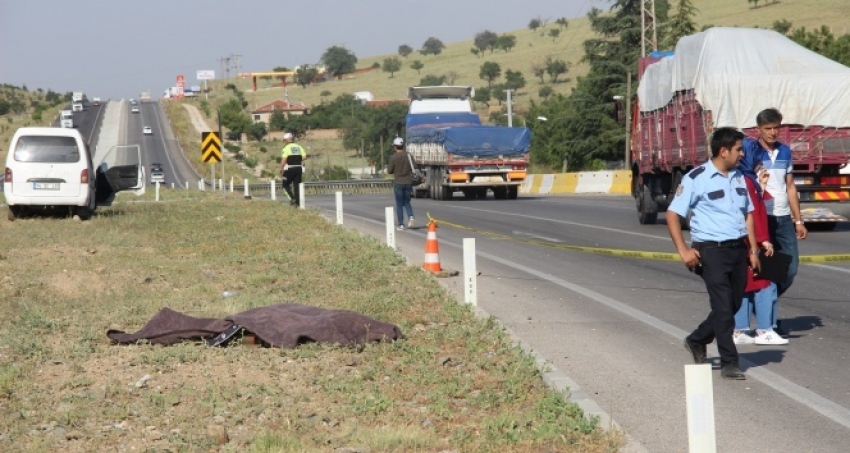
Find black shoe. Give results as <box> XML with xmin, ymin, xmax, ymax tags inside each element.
<box><xmin>683</xmin><ymin>338</ymin><xmax>707</xmax><ymax>364</ymax></box>
<box><xmin>720</xmin><ymin>363</ymin><xmax>746</xmax><ymax>380</ymax></box>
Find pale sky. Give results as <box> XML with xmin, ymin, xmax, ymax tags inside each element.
<box><xmin>0</xmin><ymin>0</ymin><xmax>611</xmax><ymax>100</ymax></box>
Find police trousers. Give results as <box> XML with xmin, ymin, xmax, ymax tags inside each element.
<box><xmin>282</xmin><ymin>167</ymin><xmax>303</xmax><ymax>205</ymax></box>
<box><xmin>689</xmin><ymin>238</ymin><xmax>748</xmax><ymax>365</ymax></box>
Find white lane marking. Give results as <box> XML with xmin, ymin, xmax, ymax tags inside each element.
<box><xmin>447</xmin><ymin>204</ymin><xmax>672</xmax><ymax>241</ymax></box>
<box><xmin>807</xmin><ymin>263</ymin><xmax>850</xmax><ymax>274</ymax></box>
<box><xmin>338</xmin><ymin>209</ymin><xmax>850</xmax><ymax>431</ymax></box>
<box><xmin>512</xmin><ymin>230</ymin><xmax>564</xmax><ymax>243</ymax></box>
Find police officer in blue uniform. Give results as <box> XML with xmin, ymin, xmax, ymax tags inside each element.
<box><xmin>667</xmin><ymin>127</ymin><xmax>761</xmax><ymax>380</ymax></box>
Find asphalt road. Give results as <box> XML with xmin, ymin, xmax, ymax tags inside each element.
<box><xmin>305</xmin><ymin>192</ymin><xmax>850</xmax><ymax>452</ymax></box>
<box><xmin>126</xmin><ymin>101</ymin><xmax>199</xmax><ymax>188</ymax></box>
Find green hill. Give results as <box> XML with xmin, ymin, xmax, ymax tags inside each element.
<box><xmin>230</xmin><ymin>0</ymin><xmax>850</xmax><ymax>115</ymax></box>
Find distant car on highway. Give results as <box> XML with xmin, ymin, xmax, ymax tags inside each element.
<box><xmin>143</xmin><ymin>126</ymin><xmax>152</xmax><ymax>135</ymax></box>
<box><xmin>92</xmin><ymin>97</ymin><xmax>101</xmax><ymax>106</ymax></box>
<box><xmin>131</xmin><ymin>107</ymin><xmax>139</xmax><ymax>114</ymax></box>
<box><xmin>150</xmin><ymin>170</ymin><xmax>165</xmax><ymax>185</ymax></box>
<box><xmin>150</xmin><ymin>162</ymin><xmax>163</xmax><ymax>172</ymax></box>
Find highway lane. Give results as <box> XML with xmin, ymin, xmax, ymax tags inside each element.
<box><xmin>125</xmin><ymin>101</ymin><xmax>199</xmax><ymax>188</ymax></box>
<box><xmin>306</xmin><ymin>192</ymin><xmax>850</xmax><ymax>452</ymax></box>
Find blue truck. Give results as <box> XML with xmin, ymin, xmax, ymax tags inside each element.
<box><xmin>405</xmin><ymin>86</ymin><xmax>531</xmax><ymax>200</ymax></box>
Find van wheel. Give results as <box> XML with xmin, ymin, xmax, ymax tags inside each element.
<box><xmin>76</xmin><ymin>206</ymin><xmax>93</xmax><ymax>221</ymax></box>
<box><xmin>7</xmin><ymin>206</ymin><xmax>21</xmax><ymax>222</ymax></box>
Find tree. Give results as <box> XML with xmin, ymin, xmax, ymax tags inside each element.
<box><xmin>538</xmin><ymin>86</ymin><xmax>554</xmax><ymax>99</ymax></box>
<box><xmin>398</xmin><ymin>44</ymin><xmax>413</xmax><ymax>58</ymax></box>
<box><xmin>269</xmin><ymin>110</ymin><xmax>287</xmax><ymax>131</ymax></box>
<box><xmin>555</xmin><ymin>18</ymin><xmax>569</xmax><ymax>30</ymax></box>
<box><xmin>748</xmin><ymin>0</ymin><xmax>761</xmax><ymax>8</ymax></box>
<box><xmin>411</xmin><ymin>60</ymin><xmax>424</xmax><ymax>74</ymax></box>
<box><xmin>549</xmin><ymin>29</ymin><xmax>561</xmax><ymax>42</ymax></box>
<box><xmin>663</xmin><ymin>0</ymin><xmax>698</xmax><ymax>49</ymax></box>
<box><xmin>295</xmin><ymin>67</ymin><xmax>319</xmax><ymax>88</ymax></box>
<box><xmin>496</xmin><ymin>34</ymin><xmax>517</xmax><ymax>52</ymax></box>
<box><xmin>272</xmin><ymin>66</ymin><xmax>289</xmax><ymax>72</ymax></box>
<box><xmin>492</xmin><ymin>84</ymin><xmax>508</xmax><ymax>106</ymax></box>
<box><xmin>772</xmin><ymin>19</ymin><xmax>793</xmax><ymax>35</ymax></box>
<box><xmin>505</xmin><ymin>70</ymin><xmax>527</xmax><ymax>93</ymax></box>
<box><xmin>420</xmin><ymin>37</ymin><xmax>445</xmax><ymax>56</ymax></box>
<box><xmin>320</xmin><ymin>90</ymin><xmax>332</xmax><ymax>103</ymax></box>
<box><xmin>475</xmin><ymin>30</ymin><xmax>499</xmax><ymax>54</ymax></box>
<box><xmin>382</xmin><ymin>57</ymin><xmax>402</xmax><ymax>78</ymax></box>
<box><xmin>470</xmin><ymin>47</ymin><xmax>481</xmax><ymax>58</ymax></box>
<box><xmin>479</xmin><ymin>61</ymin><xmax>502</xmax><ymax>87</ymax></box>
<box><xmin>420</xmin><ymin>74</ymin><xmax>447</xmax><ymax>86</ymax></box>
<box><xmin>531</xmin><ymin>61</ymin><xmax>547</xmax><ymax>83</ymax></box>
<box><xmin>446</xmin><ymin>70</ymin><xmax>460</xmax><ymax>85</ymax></box>
<box><xmin>528</xmin><ymin>18</ymin><xmax>542</xmax><ymax>32</ymax></box>
<box><xmin>545</xmin><ymin>57</ymin><xmax>569</xmax><ymax>83</ymax></box>
<box><xmin>245</xmin><ymin>121</ymin><xmax>267</xmax><ymax>141</ymax></box>
<box><xmin>321</xmin><ymin>45</ymin><xmax>358</xmax><ymax>79</ymax></box>
<box><xmin>473</xmin><ymin>86</ymin><xmax>492</xmax><ymax>108</ymax></box>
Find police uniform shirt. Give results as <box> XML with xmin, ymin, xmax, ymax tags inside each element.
<box><xmin>668</xmin><ymin>159</ymin><xmax>754</xmax><ymax>243</ymax></box>
<box><xmin>281</xmin><ymin>142</ymin><xmax>305</xmax><ymax>166</ymax></box>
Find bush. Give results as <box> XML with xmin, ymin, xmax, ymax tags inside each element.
<box><xmin>259</xmin><ymin>146</ymin><xmax>268</xmax><ymax>153</ymax></box>
<box><xmin>243</xmin><ymin>155</ymin><xmax>257</xmax><ymax>169</ymax></box>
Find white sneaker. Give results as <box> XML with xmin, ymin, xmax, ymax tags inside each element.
<box><xmin>733</xmin><ymin>330</ymin><xmax>756</xmax><ymax>345</ymax></box>
<box><xmin>396</xmin><ymin>225</ymin><xmax>405</xmax><ymax>231</ymax></box>
<box><xmin>408</xmin><ymin>217</ymin><xmax>415</xmax><ymax>228</ymax></box>
<box><xmin>755</xmin><ymin>329</ymin><xmax>789</xmax><ymax>345</ymax></box>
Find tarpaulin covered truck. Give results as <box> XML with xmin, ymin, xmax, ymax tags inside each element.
<box><xmin>632</xmin><ymin>27</ymin><xmax>850</xmax><ymax>229</ymax></box>
<box><xmin>405</xmin><ymin>86</ymin><xmax>530</xmax><ymax>200</ymax></box>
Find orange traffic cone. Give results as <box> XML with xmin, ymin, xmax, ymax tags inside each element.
<box><xmin>422</xmin><ymin>220</ymin><xmax>443</xmax><ymax>273</ymax></box>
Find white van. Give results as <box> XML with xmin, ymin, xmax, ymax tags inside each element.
<box><xmin>4</xmin><ymin>127</ymin><xmax>143</xmax><ymax>221</ymax></box>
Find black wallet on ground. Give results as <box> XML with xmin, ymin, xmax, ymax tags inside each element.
<box><xmin>757</xmin><ymin>251</ymin><xmax>791</xmax><ymax>284</ymax></box>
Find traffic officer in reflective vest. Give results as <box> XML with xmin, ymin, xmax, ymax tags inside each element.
<box><xmin>277</xmin><ymin>132</ymin><xmax>307</xmax><ymax>207</ymax></box>
<box><xmin>667</xmin><ymin>126</ymin><xmax>760</xmax><ymax>380</ymax></box>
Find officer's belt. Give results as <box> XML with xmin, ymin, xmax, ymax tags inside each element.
<box><xmin>692</xmin><ymin>237</ymin><xmax>746</xmax><ymax>248</ymax></box>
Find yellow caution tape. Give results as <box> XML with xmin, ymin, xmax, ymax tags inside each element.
<box><xmin>431</xmin><ymin>217</ymin><xmax>850</xmax><ymax>263</ymax></box>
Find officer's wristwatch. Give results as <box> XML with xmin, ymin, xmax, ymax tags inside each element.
<box><xmin>794</xmin><ymin>220</ymin><xmax>804</xmax><ymax>225</ymax></box>
<box><xmin>749</xmin><ymin>250</ymin><xmax>760</xmax><ymax>256</ymax></box>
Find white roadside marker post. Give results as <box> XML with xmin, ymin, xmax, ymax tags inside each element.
<box><xmin>463</xmin><ymin>238</ymin><xmax>477</xmax><ymax>306</ymax></box>
<box><xmin>270</xmin><ymin>179</ymin><xmax>276</xmax><ymax>201</ymax></box>
<box><xmin>685</xmin><ymin>364</ymin><xmax>716</xmax><ymax>453</ymax></box>
<box><xmin>335</xmin><ymin>192</ymin><xmax>343</xmax><ymax>225</ymax></box>
<box><xmin>385</xmin><ymin>207</ymin><xmax>396</xmax><ymax>250</ymax></box>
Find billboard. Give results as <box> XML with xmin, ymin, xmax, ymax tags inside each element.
<box><xmin>197</xmin><ymin>70</ymin><xmax>216</xmax><ymax>80</ymax></box>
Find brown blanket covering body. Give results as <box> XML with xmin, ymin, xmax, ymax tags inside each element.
<box><xmin>107</xmin><ymin>303</ymin><xmax>403</xmax><ymax>348</ymax></box>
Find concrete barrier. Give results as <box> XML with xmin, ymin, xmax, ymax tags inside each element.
<box><xmin>521</xmin><ymin>170</ymin><xmax>632</xmax><ymax>195</ymax></box>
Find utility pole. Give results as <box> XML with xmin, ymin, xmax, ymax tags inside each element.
<box><xmin>641</xmin><ymin>0</ymin><xmax>658</xmax><ymax>57</ymax></box>
<box><xmin>505</xmin><ymin>89</ymin><xmax>514</xmax><ymax>127</ymax></box>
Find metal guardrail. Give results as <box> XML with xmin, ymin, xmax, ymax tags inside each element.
<box><xmin>240</xmin><ymin>179</ymin><xmax>394</xmax><ymax>198</ymax></box>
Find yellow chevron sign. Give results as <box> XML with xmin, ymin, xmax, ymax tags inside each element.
<box><xmin>201</xmin><ymin>132</ymin><xmax>221</xmax><ymax>163</ymax></box>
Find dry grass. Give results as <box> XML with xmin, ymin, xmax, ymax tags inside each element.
<box><xmin>0</xmin><ymin>196</ymin><xmax>621</xmax><ymax>452</ymax></box>
<box><xmin>212</xmin><ymin>0</ymin><xmax>850</xmax><ymax>116</ymax></box>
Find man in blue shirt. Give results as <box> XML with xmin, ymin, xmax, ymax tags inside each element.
<box><xmin>668</xmin><ymin>127</ymin><xmax>761</xmax><ymax>380</ymax></box>
<box><xmin>743</xmin><ymin>108</ymin><xmax>807</xmax><ymax>336</ymax></box>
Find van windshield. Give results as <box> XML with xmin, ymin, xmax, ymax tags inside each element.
<box><xmin>14</xmin><ymin>136</ymin><xmax>81</xmax><ymax>163</ymax></box>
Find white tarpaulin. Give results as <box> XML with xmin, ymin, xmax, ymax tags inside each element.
<box><xmin>638</xmin><ymin>27</ymin><xmax>850</xmax><ymax>129</ymax></box>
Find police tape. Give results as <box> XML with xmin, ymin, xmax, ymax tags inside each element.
<box><xmin>425</xmin><ymin>214</ymin><xmax>850</xmax><ymax>264</ymax></box>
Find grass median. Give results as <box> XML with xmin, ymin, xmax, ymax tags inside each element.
<box><xmin>0</xmin><ymin>193</ymin><xmax>621</xmax><ymax>452</ymax></box>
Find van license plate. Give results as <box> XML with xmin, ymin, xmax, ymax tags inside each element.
<box><xmin>34</xmin><ymin>183</ymin><xmax>60</xmax><ymax>190</ymax></box>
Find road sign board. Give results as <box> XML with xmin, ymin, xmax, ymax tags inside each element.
<box><xmin>202</xmin><ymin>132</ymin><xmax>222</xmax><ymax>163</ymax></box>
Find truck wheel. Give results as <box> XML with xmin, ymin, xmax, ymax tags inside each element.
<box><xmin>439</xmin><ymin>169</ymin><xmax>452</xmax><ymax>200</ymax></box>
<box><xmin>637</xmin><ymin>185</ymin><xmax>658</xmax><ymax>224</ymax></box>
<box><xmin>507</xmin><ymin>186</ymin><xmax>518</xmax><ymax>199</ymax></box>
<box><xmin>462</xmin><ymin>189</ymin><xmax>475</xmax><ymax>200</ymax></box>
<box><xmin>429</xmin><ymin>168</ymin><xmax>438</xmax><ymax>200</ymax></box>
<box><xmin>476</xmin><ymin>188</ymin><xmax>488</xmax><ymax>199</ymax></box>
<box><xmin>493</xmin><ymin>187</ymin><xmax>507</xmax><ymax>199</ymax></box>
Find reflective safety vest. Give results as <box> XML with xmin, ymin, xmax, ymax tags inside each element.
<box><xmin>281</xmin><ymin>143</ymin><xmax>305</xmax><ymax>166</ymax></box>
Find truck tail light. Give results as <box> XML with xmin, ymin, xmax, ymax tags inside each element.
<box><xmin>821</xmin><ymin>175</ymin><xmax>850</xmax><ymax>186</ymax></box>
<box><xmin>4</xmin><ymin>168</ymin><xmax>11</xmax><ymax>183</ymax></box>
<box><xmin>80</xmin><ymin>169</ymin><xmax>89</xmax><ymax>184</ymax></box>
<box><xmin>512</xmin><ymin>165</ymin><xmax>526</xmax><ymax>171</ymax></box>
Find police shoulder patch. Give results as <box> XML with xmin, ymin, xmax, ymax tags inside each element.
<box><xmin>688</xmin><ymin>166</ymin><xmax>706</xmax><ymax>179</ymax></box>
<box><xmin>676</xmin><ymin>185</ymin><xmax>684</xmax><ymax>196</ymax></box>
